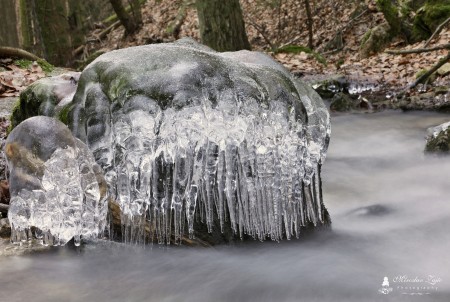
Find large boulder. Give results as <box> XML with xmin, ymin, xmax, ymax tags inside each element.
<box><xmin>8</xmin><ymin>39</ymin><xmax>331</xmax><ymax>245</ymax></box>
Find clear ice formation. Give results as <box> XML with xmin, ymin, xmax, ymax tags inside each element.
<box><xmin>5</xmin><ymin>116</ymin><xmax>108</xmax><ymax>246</ymax></box>
<box><xmin>66</xmin><ymin>39</ymin><xmax>331</xmax><ymax>244</ymax></box>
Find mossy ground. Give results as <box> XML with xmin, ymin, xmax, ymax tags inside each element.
<box><xmin>412</xmin><ymin>2</ymin><xmax>450</xmax><ymax>41</ymax></box>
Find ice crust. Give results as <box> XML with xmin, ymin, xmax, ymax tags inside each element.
<box><xmin>6</xmin><ymin>116</ymin><xmax>107</xmax><ymax>246</ymax></box>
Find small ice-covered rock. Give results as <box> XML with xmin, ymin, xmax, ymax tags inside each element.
<box><xmin>425</xmin><ymin>121</ymin><xmax>450</xmax><ymax>153</ymax></box>
<box><xmin>427</xmin><ymin>121</ymin><xmax>450</xmax><ymax>139</ymax></box>
<box><xmin>5</xmin><ymin>116</ymin><xmax>108</xmax><ymax>246</ymax></box>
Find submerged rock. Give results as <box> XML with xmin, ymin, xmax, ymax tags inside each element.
<box><xmin>346</xmin><ymin>204</ymin><xmax>392</xmax><ymax>218</ymax></box>
<box><xmin>7</xmin><ymin>39</ymin><xmax>331</xmax><ymax>245</ymax></box>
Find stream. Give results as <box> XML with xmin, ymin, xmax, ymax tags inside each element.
<box><xmin>1</xmin><ymin>111</ymin><xmax>449</xmax><ymax>301</ymax></box>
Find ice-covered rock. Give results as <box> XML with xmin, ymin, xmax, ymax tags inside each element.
<box><xmin>65</xmin><ymin>38</ymin><xmax>331</xmax><ymax>243</ymax></box>
<box><xmin>425</xmin><ymin>121</ymin><xmax>450</xmax><ymax>153</ymax></box>
<box><xmin>10</xmin><ymin>72</ymin><xmax>80</xmax><ymax>130</ymax></box>
<box><xmin>5</xmin><ymin>116</ymin><xmax>108</xmax><ymax>246</ymax></box>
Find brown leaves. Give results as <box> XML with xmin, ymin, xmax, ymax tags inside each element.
<box><xmin>0</xmin><ymin>61</ymin><xmax>46</xmax><ymax>98</ymax></box>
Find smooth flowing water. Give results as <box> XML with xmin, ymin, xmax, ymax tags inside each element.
<box><xmin>1</xmin><ymin>111</ymin><xmax>450</xmax><ymax>302</ymax></box>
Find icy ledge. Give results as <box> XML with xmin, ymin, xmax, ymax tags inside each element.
<box><xmin>7</xmin><ymin>39</ymin><xmax>331</xmax><ymax>245</ymax></box>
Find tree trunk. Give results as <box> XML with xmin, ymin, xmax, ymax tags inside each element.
<box><xmin>128</xmin><ymin>0</ymin><xmax>142</xmax><ymax>26</ymax></box>
<box><xmin>0</xmin><ymin>0</ymin><xmax>20</xmax><ymax>48</ymax></box>
<box><xmin>196</xmin><ymin>0</ymin><xmax>251</xmax><ymax>52</ymax></box>
<box><xmin>304</xmin><ymin>0</ymin><xmax>313</xmax><ymax>49</ymax></box>
<box><xmin>109</xmin><ymin>0</ymin><xmax>141</xmax><ymax>35</ymax></box>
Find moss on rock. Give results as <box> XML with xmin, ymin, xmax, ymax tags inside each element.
<box><xmin>9</xmin><ymin>72</ymin><xmax>80</xmax><ymax>132</ymax></box>
<box><xmin>425</xmin><ymin>127</ymin><xmax>450</xmax><ymax>152</ymax></box>
<box><xmin>412</xmin><ymin>1</ymin><xmax>450</xmax><ymax>41</ymax></box>
<box><xmin>360</xmin><ymin>23</ymin><xmax>393</xmax><ymax>58</ymax></box>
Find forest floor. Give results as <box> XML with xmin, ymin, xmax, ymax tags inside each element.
<box><xmin>1</xmin><ymin>0</ymin><xmax>449</xmax><ymax>104</ymax></box>
<box><xmin>84</xmin><ymin>0</ymin><xmax>449</xmax><ymax>91</ymax></box>
<box><xmin>0</xmin><ymin>0</ymin><xmax>450</xmax><ymax>97</ymax></box>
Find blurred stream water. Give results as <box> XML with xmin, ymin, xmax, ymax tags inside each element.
<box><xmin>1</xmin><ymin>111</ymin><xmax>449</xmax><ymax>302</ymax></box>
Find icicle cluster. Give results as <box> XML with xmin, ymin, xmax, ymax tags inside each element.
<box><xmin>96</xmin><ymin>91</ymin><xmax>329</xmax><ymax>244</ymax></box>
<box><xmin>6</xmin><ymin>117</ymin><xmax>108</xmax><ymax>246</ymax></box>
<box><xmin>61</xmin><ymin>39</ymin><xmax>332</xmax><ymax>244</ymax></box>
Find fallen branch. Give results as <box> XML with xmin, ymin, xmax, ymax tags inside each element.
<box><xmin>385</xmin><ymin>43</ymin><xmax>450</xmax><ymax>55</ymax></box>
<box><xmin>279</xmin><ymin>7</ymin><xmax>368</xmax><ymax>52</ymax></box>
<box><xmin>0</xmin><ymin>47</ymin><xmax>41</xmax><ymax>61</ymax></box>
<box><xmin>318</xmin><ymin>8</ymin><xmax>368</xmax><ymax>52</ymax></box>
<box><xmin>341</xmin><ymin>9</ymin><xmax>369</xmax><ymax>33</ymax></box>
<box><xmin>0</xmin><ymin>203</ymin><xmax>8</xmax><ymax>214</ymax></box>
<box><xmin>408</xmin><ymin>51</ymin><xmax>450</xmax><ymax>89</ymax></box>
<box><xmin>424</xmin><ymin>16</ymin><xmax>450</xmax><ymax>48</ymax></box>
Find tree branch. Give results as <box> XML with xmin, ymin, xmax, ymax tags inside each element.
<box><xmin>408</xmin><ymin>51</ymin><xmax>450</xmax><ymax>89</ymax></box>
<box><xmin>424</xmin><ymin>16</ymin><xmax>450</xmax><ymax>48</ymax></box>
<box><xmin>72</xmin><ymin>21</ymin><xmax>121</xmax><ymax>57</ymax></box>
<box><xmin>247</xmin><ymin>19</ymin><xmax>276</xmax><ymax>51</ymax></box>
<box><xmin>304</xmin><ymin>0</ymin><xmax>314</xmax><ymax>49</ymax></box>
<box><xmin>385</xmin><ymin>44</ymin><xmax>450</xmax><ymax>55</ymax></box>
<box><xmin>0</xmin><ymin>47</ymin><xmax>41</xmax><ymax>61</ymax></box>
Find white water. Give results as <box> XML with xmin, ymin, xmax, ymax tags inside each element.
<box><xmin>1</xmin><ymin>111</ymin><xmax>450</xmax><ymax>301</ymax></box>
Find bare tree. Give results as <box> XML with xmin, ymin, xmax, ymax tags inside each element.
<box><xmin>304</xmin><ymin>0</ymin><xmax>314</xmax><ymax>49</ymax></box>
<box><xmin>196</xmin><ymin>0</ymin><xmax>251</xmax><ymax>51</ymax></box>
<box><xmin>109</xmin><ymin>0</ymin><xmax>142</xmax><ymax>35</ymax></box>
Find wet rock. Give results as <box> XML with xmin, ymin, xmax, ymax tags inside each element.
<box><xmin>0</xmin><ymin>218</ymin><xmax>11</xmax><ymax>238</ymax></box>
<box><xmin>425</xmin><ymin>122</ymin><xmax>450</xmax><ymax>153</ymax></box>
<box><xmin>307</xmin><ymin>74</ymin><xmax>347</xmax><ymax>99</ymax></box>
<box><xmin>396</xmin><ymin>89</ymin><xmax>450</xmax><ymax>112</ymax></box>
<box><xmin>329</xmin><ymin>92</ymin><xmax>373</xmax><ymax>112</ymax></box>
<box><xmin>9</xmin><ymin>72</ymin><xmax>80</xmax><ymax>130</ymax></box>
<box><xmin>360</xmin><ymin>23</ymin><xmax>392</xmax><ymax>58</ymax></box>
<box><xmin>330</xmin><ymin>92</ymin><xmax>357</xmax><ymax>112</ymax></box>
<box><xmin>437</xmin><ymin>63</ymin><xmax>450</xmax><ymax>77</ymax></box>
